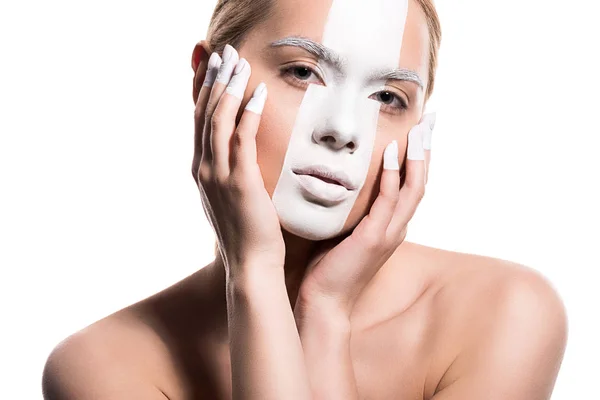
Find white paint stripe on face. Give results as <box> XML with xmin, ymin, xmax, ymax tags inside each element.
<box><xmin>272</xmin><ymin>0</ymin><xmax>409</xmax><ymax>241</ymax></box>
<box><xmin>321</xmin><ymin>0</ymin><xmax>408</xmax><ymax>79</ymax></box>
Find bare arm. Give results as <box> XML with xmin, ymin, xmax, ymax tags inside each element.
<box><xmin>289</xmin><ymin>114</ymin><xmax>434</xmax><ymax>399</ymax></box>
<box><xmin>227</xmin><ymin>268</ymin><xmax>313</xmax><ymax>400</ymax></box>
<box><xmin>294</xmin><ymin>296</ymin><xmax>359</xmax><ymax>400</ymax></box>
<box><xmin>193</xmin><ymin>44</ymin><xmax>314</xmax><ymax>399</ymax></box>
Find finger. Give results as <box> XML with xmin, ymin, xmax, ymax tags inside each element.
<box><xmin>202</xmin><ymin>44</ymin><xmax>239</xmax><ymax>164</ymax></box>
<box><xmin>212</xmin><ymin>58</ymin><xmax>251</xmax><ymax>179</ymax></box>
<box><xmin>193</xmin><ymin>52</ymin><xmax>222</xmax><ymax>171</ymax></box>
<box><xmin>421</xmin><ymin>112</ymin><xmax>436</xmax><ymax>184</ymax></box>
<box><xmin>357</xmin><ymin>140</ymin><xmax>401</xmax><ymax>237</ymax></box>
<box><xmin>388</xmin><ymin>124</ymin><xmax>426</xmax><ymax>234</ymax></box>
<box><xmin>421</xmin><ymin>111</ymin><xmax>437</xmax><ymax>132</ymax></box>
<box><xmin>230</xmin><ymin>82</ymin><xmax>267</xmax><ymax>176</ymax></box>
<box><xmin>424</xmin><ymin>145</ymin><xmax>431</xmax><ymax>185</ymax></box>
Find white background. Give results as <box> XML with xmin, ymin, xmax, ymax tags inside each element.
<box><xmin>1</xmin><ymin>0</ymin><xmax>598</xmax><ymax>398</ymax></box>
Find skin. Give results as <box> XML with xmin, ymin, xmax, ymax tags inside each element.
<box><xmin>41</xmin><ymin>1</ymin><xmax>568</xmax><ymax>399</ymax></box>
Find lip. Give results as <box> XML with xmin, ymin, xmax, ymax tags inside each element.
<box><xmin>291</xmin><ymin>165</ymin><xmax>357</xmax><ymax>191</ymax></box>
<box><xmin>293</xmin><ymin>173</ymin><xmax>352</xmax><ymax>206</ymax></box>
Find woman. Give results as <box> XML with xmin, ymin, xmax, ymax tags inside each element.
<box><xmin>42</xmin><ymin>0</ymin><xmax>568</xmax><ymax>399</ymax></box>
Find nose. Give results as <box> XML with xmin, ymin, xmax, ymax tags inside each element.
<box><xmin>312</xmin><ymin>92</ymin><xmax>362</xmax><ymax>153</ymax></box>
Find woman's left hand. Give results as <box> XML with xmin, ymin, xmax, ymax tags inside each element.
<box><xmin>295</xmin><ymin>113</ymin><xmax>436</xmax><ymax>317</ymax></box>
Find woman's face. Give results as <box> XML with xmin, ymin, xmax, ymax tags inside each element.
<box><xmin>198</xmin><ymin>0</ymin><xmax>430</xmax><ymax>241</ymax></box>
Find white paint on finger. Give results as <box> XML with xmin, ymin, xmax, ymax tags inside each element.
<box><xmin>245</xmin><ymin>83</ymin><xmax>267</xmax><ymax>115</ymax></box>
<box><xmin>384</xmin><ymin>140</ymin><xmax>400</xmax><ymax>170</ymax></box>
<box><xmin>407</xmin><ymin>125</ymin><xmax>425</xmax><ymax>161</ymax></box>
<box><xmin>215</xmin><ymin>44</ymin><xmax>239</xmax><ymax>85</ymax></box>
<box><xmin>202</xmin><ymin>52</ymin><xmax>223</xmax><ymax>88</ymax></box>
<box><xmin>225</xmin><ymin>58</ymin><xmax>251</xmax><ymax>99</ymax></box>
<box><xmin>421</xmin><ymin>112</ymin><xmax>436</xmax><ymax>150</ymax></box>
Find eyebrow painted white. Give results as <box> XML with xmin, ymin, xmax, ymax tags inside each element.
<box><xmin>270</xmin><ymin>36</ymin><xmax>345</xmax><ymax>70</ymax></box>
<box><xmin>270</xmin><ymin>36</ymin><xmax>423</xmax><ymax>89</ymax></box>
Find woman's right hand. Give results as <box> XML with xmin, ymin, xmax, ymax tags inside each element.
<box><xmin>192</xmin><ymin>44</ymin><xmax>285</xmax><ymax>279</ymax></box>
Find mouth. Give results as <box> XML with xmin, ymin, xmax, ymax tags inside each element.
<box><xmin>308</xmin><ymin>174</ymin><xmax>341</xmax><ymax>185</ymax></box>
<box><xmin>291</xmin><ymin>165</ymin><xmax>357</xmax><ymax>191</ymax></box>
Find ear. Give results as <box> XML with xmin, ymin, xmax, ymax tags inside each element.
<box><xmin>191</xmin><ymin>40</ymin><xmax>212</xmax><ymax>104</ymax></box>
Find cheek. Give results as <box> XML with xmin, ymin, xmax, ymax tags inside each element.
<box><xmin>250</xmin><ymin>68</ymin><xmax>412</xmax><ymax>234</ymax></box>
<box><xmin>339</xmin><ymin>117</ymin><xmax>409</xmax><ymax>234</ymax></box>
<box><xmin>377</xmin><ymin>114</ymin><xmax>411</xmax><ymax>160</ymax></box>
<box><xmin>254</xmin><ymin>80</ymin><xmax>306</xmax><ymax>197</ymax></box>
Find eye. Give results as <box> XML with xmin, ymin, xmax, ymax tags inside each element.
<box><xmin>281</xmin><ymin>64</ymin><xmax>324</xmax><ymax>88</ymax></box>
<box><xmin>292</xmin><ymin>66</ymin><xmax>312</xmax><ymax>80</ymax></box>
<box><xmin>376</xmin><ymin>91</ymin><xmax>395</xmax><ymax>105</ymax></box>
<box><xmin>370</xmin><ymin>90</ymin><xmax>409</xmax><ymax>115</ymax></box>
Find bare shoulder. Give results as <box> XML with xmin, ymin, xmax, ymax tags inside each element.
<box><xmin>426</xmin><ymin>244</ymin><xmax>568</xmax><ymax>337</ymax></box>
<box><xmin>415</xmin><ymin>243</ymin><xmax>569</xmax><ymax>398</ymax></box>
<box><xmin>42</xmin><ymin>307</ymin><xmax>180</xmax><ymax>399</ymax></box>
<box><xmin>42</xmin><ymin>267</ymin><xmax>217</xmax><ymax>400</ymax></box>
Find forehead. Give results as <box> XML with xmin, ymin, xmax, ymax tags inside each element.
<box><xmin>263</xmin><ymin>0</ymin><xmax>430</xmax><ymax>80</ymax></box>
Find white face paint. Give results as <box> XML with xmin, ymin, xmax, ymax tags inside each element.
<box><xmin>271</xmin><ymin>0</ymin><xmax>409</xmax><ymax>240</ymax></box>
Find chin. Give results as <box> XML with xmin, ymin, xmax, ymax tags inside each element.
<box><xmin>279</xmin><ymin>218</ymin><xmax>333</xmax><ymax>242</ymax></box>
<box><xmin>273</xmin><ymin>169</ymin><xmax>360</xmax><ymax>241</ymax></box>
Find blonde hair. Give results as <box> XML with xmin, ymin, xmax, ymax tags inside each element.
<box><xmin>206</xmin><ymin>0</ymin><xmax>442</xmax><ymax>100</ymax></box>
<box><xmin>205</xmin><ymin>0</ymin><xmax>442</xmax><ymax>257</ymax></box>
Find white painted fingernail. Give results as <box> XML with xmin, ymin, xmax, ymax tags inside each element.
<box><xmin>383</xmin><ymin>140</ymin><xmax>399</xmax><ymax>170</ymax></box>
<box><xmin>215</xmin><ymin>44</ymin><xmax>239</xmax><ymax>84</ymax></box>
<box><xmin>245</xmin><ymin>82</ymin><xmax>267</xmax><ymax>115</ymax></box>
<box><xmin>407</xmin><ymin>125</ymin><xmax>425</xmax><ymax>161</ymax></box>
<box><xmin>423</xmin><ymin>112</ymin><xmax>437</xmax><ymax>131</ymax></box>
<box><xmin>225</xmin><ymin>58</ymin><xmax>251</xmax><ymax>99</ymax></box>
<box><xmin>233</xmin><ymin>58</ymin><xmax>247</xmax><ymax>75</ymax></box>
<box><xmin>222</xmin><ymin>43</ymin><xmax>234</xmax><ymax>63</ymax></box>
<box><xmin>421</xmin><ymin>112</ymin><xmax>436</xmax><ymax>150</ymax></box>
<box><xmin>422</xmin><ymin>129</ymin><xmax>432</xmax><ymax>151</ymax></box>
<box><xmin>202</xmin><ymin>52</ymin><xmax>223</xmax><ymax>88</ymax></box>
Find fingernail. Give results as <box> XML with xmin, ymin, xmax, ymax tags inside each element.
<box><xmin>422</xmin><ymin>123</ymin><xmax>432</xmax><ymax>151</ymax></box>
<box><xmin>383</xmin><ymin>140</ymin><xmax>400</xmax><ymax>170</ymax></box>
<box><xmin>233</xmin><ymin>58</ymin><xmax>247</xmax><ymax>75</ymax></box>
<box><xmin>202</xmin><ymin>52</ymin><xmax>223</xmax><ymax>88</ymax></box>
<box><xmin>423</xmin><ymin>112</ymin><xmax>437</xmax><ymax>131</ymax></box>
<box><xmin>225</xmin><ymin>59</ymin><xmax>251</xmax><ymax>99</ymax></box>
<box><xmin>222</xmin><ymin>44</ymin><xmax>234</xmax><ymax>63</ymax></box>
<box><xmin>245</xmin><ymin>82</ymin><xmax>267</xmax><ymax>115</ymax></box>
<box><xmin>215</xmin><ymin>44</ymin><xmax>239</xmax><ymax>84</ymax></box>
<box><xmin>421</xmin><ymin>112</ymin><xmax>436</xmax><ymax>150</ymax></box>
<box><xmin>407</xmin><ymin>125</ymin><xmax>425</xmax><ymax>161</ymax></box>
